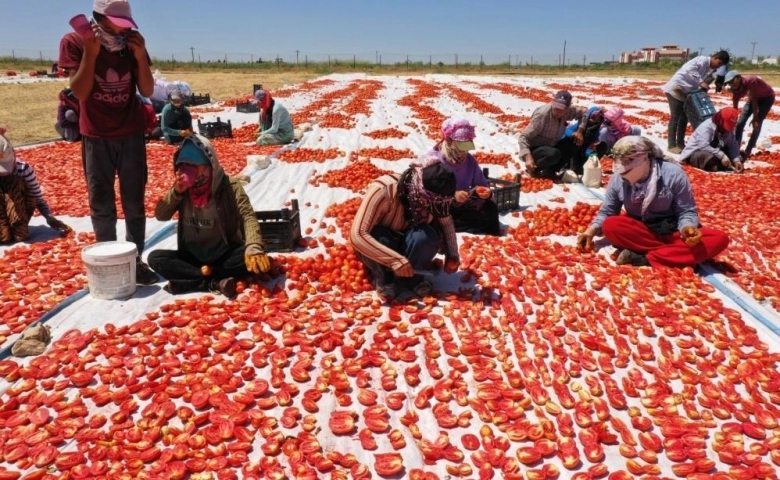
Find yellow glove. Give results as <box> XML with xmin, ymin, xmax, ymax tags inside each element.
<box><xmin>681</xmin><ymin>226</ymin><xmax>703</xmax><ymax>247</ymax></box>
<box><xmin>245</xmin><ymin>244</ymin><xmax>271</xmax><ymax>273</ymax></box>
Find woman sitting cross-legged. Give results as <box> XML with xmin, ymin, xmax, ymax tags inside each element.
<box><xmin>577</xmin><ymin>136</ymin><xmax>729</xmax><ymax>268</ymax></box>
<box><xmin>148</xmin><ymin>134</ymin><xmax>271</xmax><ymax>297</ymax></box>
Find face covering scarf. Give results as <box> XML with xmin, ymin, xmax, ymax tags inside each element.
<box><xmin>95</xmin><ymin>25</ymin><xmax>127</xmax><ymax>52</ymax></box>
<box><xmin>179</xmin><ymin>164</ymin><xmax>213</xmax><ymax>209</ymax></box>
<box><xmin>442</xmin><ymin>141</ymin><xmax>468</xmax><ymax>164</ymax></box>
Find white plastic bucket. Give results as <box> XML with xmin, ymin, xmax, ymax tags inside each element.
<box><xmin>81</xmin><ymin>241</ymin><xmax>138</xmax><ymax>300</ymax></box>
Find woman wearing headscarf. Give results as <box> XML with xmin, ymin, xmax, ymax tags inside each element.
<box><xmin>598</xmin><ymin>107</ymin><xmax>641</xmax><ymax>154</ymax></box>
<box><xmin>159</xmin><ymin>89</ymin><xmax>192</xmax><ymax>145</ymax></box>
<box><xmin>255</xmin><ymin>89</ymin><xmax>294</xmax><ymax>146</ymax></box>
<box><xmin>577</xmin><ymin>136</ymin><xmax>729</xmax><ymax>268</ymax></box>
<box><xmin>149</xmin><ymin>134</ymin><xmax>271</xmax><ymax>298</ymax></box>
<box><xmin>562</xmin><ymin>106</ymin><xmax>606</xmax><ymax>174</ymax></box>
<box><xmin>426</xmin><ymin>118</ymin><xmax>499</xmax><ymax>236</ymax></box>
<box><xmin>0</xmin><ymin>134</ymin><xmax>72</xmax><ymax>243</ymax></box>
<box><xmin>350</xmin><ymin>158</ymin><xmax>459</xmax><ymax>302</ymax></box>
<box><xmin>680</xmin><ymin>107</ymin><xmax>743</xmax><ymax>172</ymax></box>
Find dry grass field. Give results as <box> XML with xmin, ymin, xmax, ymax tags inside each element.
<box><xmin>0</xmin><ymin>71</ymin><xmax>318</xmax><ymax>145</ymax></box>
<box><xmin>1</xmin><ymin>68</ymin><xmax>777</xmax><ymax>145</ymax></box>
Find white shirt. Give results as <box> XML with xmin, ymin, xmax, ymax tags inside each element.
<box><xmin>663</xmin><ymin>56</ymin><xmax>713</xmax><ymax>100</ymax></box>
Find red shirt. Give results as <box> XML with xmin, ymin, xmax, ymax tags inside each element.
<box><xmin>58</xmin><ymin>33</ymin><xmax>149</xmax><ymax>139</ymax></box>
<box><xmin>732</xmin><ymin>76</ymin><xmax>776</xmax><ymax>108</ymax></box>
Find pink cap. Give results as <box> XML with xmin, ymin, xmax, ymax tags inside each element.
<box><xmin>441</xmin><ymin>118</ymin><xmax>476</xmax><ymax>141</ymax></box>
<box><xmin>93</xmin><ymin>0</ymin><xmax>137</xmax><ymax>29</ymax></box>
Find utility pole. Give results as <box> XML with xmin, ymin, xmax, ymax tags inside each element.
<box><xmin>296</xmin><ymin>50</ymin><xmax>300</xmax><ymax>65</ymax></box>
<box><xmin>562</xmin><ymin>39</ymin><xmax>567</xmax><ymax>67</ymax></box>
<box><xmin>698</xmin><ymin>46</ymin><xmax>705</xmax><ymax>56</ymax></box>
<box><xmin>190</xmin><ymin>46</ymin><xmax>195</xmax><ymax>63</ymax></box>
<box><xmin>583</xmin><ymin>55</ymin><xmax>586</xmax><ymax>66</ymax></box>
<box><xmin>750</xmin><ymin>42</ymin><xmax>758</xmax><ymax>63</ymax></box>
<box><xmin>375</xmin><ymin>50</ymin><xmax>379</xmax><ymax>64</ymax></box>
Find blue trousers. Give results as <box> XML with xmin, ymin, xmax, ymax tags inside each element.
<box><xmin>735</xmin><ymin>95</ymin><xmax>775</xmax><ymax>157</ymax></box>
<box><xmin>358</xmin><ymin>224</ymin><xmax>440</xmax><ymax>287</ymax></box>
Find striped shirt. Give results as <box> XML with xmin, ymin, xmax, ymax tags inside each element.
<box><xmin>350</xmin><ymin>174</ymin><xmax>459</xmax><ymax>271</ymax></box>
<box><xmin>518</xmin><ymin>104</ymin><xmax>587</xmax><ymax>158</ymax></box>
<box><xmin>10</xmin><ymin>159</ymin><xmax>53</xmax><ymax>218</ymax></box>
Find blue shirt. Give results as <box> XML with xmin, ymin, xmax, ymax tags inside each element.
<box><xmin>590</xmin><ymin>160</ymin><xmax>699</xmax><ymax>235</ymax></box>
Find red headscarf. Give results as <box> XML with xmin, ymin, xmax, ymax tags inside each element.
<box><xmin>712</xmin><ymin>107</ymin><xmax>738</xmax><ymax>133</ymax></box>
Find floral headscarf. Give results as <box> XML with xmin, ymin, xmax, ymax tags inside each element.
<box><xmin>398</xmin><ymin>156</ymin><xmax>456</xmax><ymax>226</ymax></box>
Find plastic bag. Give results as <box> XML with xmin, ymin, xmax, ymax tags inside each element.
<box><xmin>561</xmin><ymin>169</ymin><xmax>580</xmax><ymax>184</ymax></box>
<box><xmin>582</xmin><ymin>154</ymin><xmax>602</xmax><ymax>188</ymax></box>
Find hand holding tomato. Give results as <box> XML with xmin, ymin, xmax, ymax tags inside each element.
<box><xmin>444</xmin><ymin>257</ymin><xmax>459</xmax><ymax>274</ymax></box>
<box><xmin>475</xmin><ymin>186</ymin><xmax>491</xmax><ymax>199</ymax></box>
<box><xmin>577</xmin><ymin>227</ymin><xmax>596</xmax><ymax>251</ymax></box>
<box><xmin>681</xmin><ymin>226</ymin><xmax>702</xmax><ymax>247</ymax></box>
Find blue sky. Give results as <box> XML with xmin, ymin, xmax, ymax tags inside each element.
<box><xmin>1</xmin><ymin>0</ymin><xmax>778</xmax><ymax>65</ymax></box>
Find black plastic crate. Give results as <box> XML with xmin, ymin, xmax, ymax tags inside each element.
<box><xmin>252</xmin><ymin>83</ymin><xmax>263</xmax><ymax>95</ymax></box>
<box><xmin>236</xmin><ymin>101</ymin><xmax>260</xmax><ymax>113</ymax></box>
<box><xmin>684</xmin><ymin>89</ymin><xmax>716</xmax><ymax>129</ymax></box>
<box><xmin>197</xmin><ymin>117</ymin><xmax>233</xmax><ymax>139</ymax></box>
<box><xmin>187</xmin><ymin>92</ymin><xmax>211</xmax><ymax>106</ymax></box>
<box><xmin>255</xmin><ymin>199</ymin><xmax>302</xmax><ymax>252</ymax></box>
<box><xmin>482</xmin><ymin>168</ymin><xmax>521</xmax><ymax>213</ymax></box>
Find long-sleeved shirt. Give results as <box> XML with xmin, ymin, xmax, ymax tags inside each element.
<box><xmin>518</xmin><ymin>103</ymin><xmax>587</xmax><ymax>158</ymax></box>
<box><xmin>679</xmin><ymin>118</ymin><xmax>740</xmax><ymax>162</ymax></box>
<box><xmin>160</xmin><ymin>103</ymin><xmax>192</xmax><ymax>140</ymax></box>
<box><xmin>426</xmin><ymin>149</ymin><xmax>489</xmax><ymax>191</ymax></box>
<box><xmin>9</xmin><ymin>159</ymin><xmax>53</xmax><ymax>218</ymax></box>
<box><xmin>260</xmin><ymin>103</ymin><xmax>293</xmax><ymax>136</ymax></box>
<box><xmin>590</xmin><ymin>160</ymin><xmax>699</xmax><ymax>235</ymax></box>
<box><xmin>731</xmin><ymin>76</ymin><xmax>776</xmax><ymax>108</ymax></box>
<box><xmin>663</xmin><ymin>56</ymin><xmax>715</xmax><ymax>100</ymax></box>
<box><xmin>350</xmin><ymin>175</ymin><xmax>458</xmax><ymax>272</ymax></box>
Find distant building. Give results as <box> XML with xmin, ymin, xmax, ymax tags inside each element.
<box><xmin>620</xmin><ymin>45</ymin><xmax>690</xmax><ymax>64</ymax></box>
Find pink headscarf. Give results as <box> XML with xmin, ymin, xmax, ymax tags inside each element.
<box><xmin>604</xmin><ymin>107</ymin><xmax>632</xmax><ymax>137</ymax></box>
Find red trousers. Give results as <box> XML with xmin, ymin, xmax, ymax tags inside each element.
<box><xmin>602</xmin><ymin>216</ymin><xmax>729</xmax><ymax>268</ymax></box>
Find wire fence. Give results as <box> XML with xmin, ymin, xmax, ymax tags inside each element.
<box><xmin>2</xmin><ymin>47</ymin><xmax>778</xmax><ymax>71</ymax></box>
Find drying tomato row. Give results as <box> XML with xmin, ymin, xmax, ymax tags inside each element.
<box><xmin>309</xmin><ymin>161</ymin><xmax>392</xmax><ymax>192</ymax></box>
<box><xmin>276</xmin><ymin>148</ymin><xmax>344</xmax><ymax>164</ymax></box>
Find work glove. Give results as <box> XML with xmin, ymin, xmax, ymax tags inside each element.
<box><xmin>681</xmin><ymin>226</ymin><xmax>703</xmax><ymax>247</ymax></box>
<box><xmin>577</xmin><ymin>227</ymin><xmax>596</xmax><ymax>251</ymax></box>
<box><xmin>245</xmin><ymin>243</ymin><xmax>271</xmax><ymax>273</ymax></box>
<box><xmin>46</xmin><ymin>216</ymin><xmax>72</xmax><ymax>236</ymax></box>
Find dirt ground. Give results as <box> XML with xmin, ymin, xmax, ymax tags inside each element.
<box><xmin>1</xmin><ymin>69</ymin><xmax>777</xmax><ymax>145</ymax></box>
